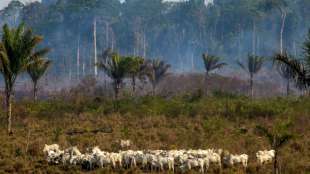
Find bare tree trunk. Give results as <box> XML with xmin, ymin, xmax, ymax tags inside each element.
<box><xmin>33</xmin><ymin>81</ymin><xmax>38</xmax><ymax>101</ymax></box>
<box><xmin>280</xmin><ymin>12</ymin><xmax>287</xmax><ymax>55</ymax></box>
<box><xmin>82</xmin><ymin>63</ymin><xmax>85</xmax><ymax>77</ymax></box>
<box><xmin>143</xmin><ymin>32</ymin><xmax>146</xmax><ymax>58</ymax></box>
<box><xmin>93</xmin><ymin>18</ymin><xmax>98</xmax><ymax>76</ymax></box>
<box><xmin>6</xmin><ymin>89</ymin><xmax>13</xmax><ymax>135</ymax></box>
<box><xmin>77</xmin><ymin>35</ymin><xmax>80</xmax><ymax>80</ymax></box>
<box><xmin>252</xmin><ymin>21</ymin><xmax>256</xmax><ymax>55</ymax></box>
<box><xmin>238</xmin><ymin>24</ymin><xmax>242</xmax><ymax>58</ymax></box>
<box><xmin>105</xmin><ymin>22</ymin><xmax>109</xmax><ymax>48</ymax></box>
<box><xmin>191</xmin><ymin>53</ymin><xmax>194</xmax><ymax>72</ymax></box>
<box><xmin>132</xmin><ymin>76</ymin><xmax>136</xmax><ymax>94</ymax></box>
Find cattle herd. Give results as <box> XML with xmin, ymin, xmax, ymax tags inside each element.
<box><xmin>43</xmin><ymin>144</ymin><xmax>275</xmax><ymax>173</ymax></box>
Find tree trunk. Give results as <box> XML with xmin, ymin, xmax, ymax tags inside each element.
<box><xmin>132</xmin><ymin>76</ymin><xmax>136</xmax><ymax>94</ymax></box>
<box><xmin>286</xmin><ymin>78</ymin><xmax>290</xmax><ymax>96</ymax></box>
<box><xmin>252</xmin><ymin>20</ymin><xmax>256</xmax><ymax>55</ymax></box>
<box><xmin>114</xmin><ymin>82</ymin><xmax>119</xmax><ymax>100</ymax></box>
<box><xmin>273</xmin><ymin>150</ymin><xmax>278</xmax><ymax>174</ymax></box>
<box><xmin>250</xmin><ymin>74</ymin><xmax>254</xmax><ymax>98</ymax></box>
<box><xmin>6</xmin><ymin>90</ymin><xmax>13</xmax><ymax>135</ymax></box>
<box><xmin>152</xmin><ymin>83</ymin><xmax>156</xmax><ymax>96</ymax></box>
<box><xmin>33</xmin><ymin>81</ymin><xmax>38</xmax><ymax>101</ymax></box>
<box><xmin>280</xmin><ymin>12</ymin><xmax>287</xmax><ymax>55</ymax></box>
<box><xmin>205</xmin><ymin>72</ymin><xmax>209</xmax><ymax>96</ymax></box>
<box><xmin>77</xmin><ymin>35</ymin><xmax>80</xmax><ymax>80</ymax></box>
<box><xmin>93</xmin><ymin>18</ymin><xmax>98</xmax><ymax>76</ymax></box>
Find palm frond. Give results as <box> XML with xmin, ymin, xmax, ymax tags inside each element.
<box><xmin>274</xmin><ymin>53</ymin><xmax>309</xmax><ymax>89</ymax></box>
<box><xmin>31</xmin><ymin>48</ymin><xmax>50</xmax><ymax>60</ymax></box>
<box><xmin>277</xmin><ymin>134</ymin><xmax>293</xmax><ymax>147</ymax></box>
<box><xmin>202</xmin><ymin>53</ymin><xmax>226</xmax><ymax>73</ymax></box>
<box><xmin>237</xmin><ymin>60</ymin><xmax>248</xmax><ymax>72</ymax></box>
<box><xmin>27</xmin><ymin>59</ymin><xmax>52</xmax><ymax>83</ymax></box>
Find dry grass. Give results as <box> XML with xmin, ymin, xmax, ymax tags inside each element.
<box><xmin>0</xmin><ymin>95</ymin><xmax>309</xmax><ymax>173</ymax></box>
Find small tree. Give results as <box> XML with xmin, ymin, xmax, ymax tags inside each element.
<box><xmin>145</xmin><ymin>59</ymin><xmax>171</xmax><ymax>95</ymax></box>
<box><xmin>202</xmin><ymin>53</ymin><xmax>226</xmax><ymax>95</ymax></box>
<box><xmin>97</xmin><ymin>52</ymin><xmax>127</xmax><ymax>99</ymax></box>
<box><xmin>0</xmin><ymin>24</ymin><xmax>49</xmax><ymax>134</ymax></box>
<box><xmin>27</xmin><ymin>58</ymin><xmax>52</xmax><ymax>101</ymax></box>
<box><xmin>237</xmin><ymin>54</ymin><xmax>265</xmax><ymax>98</ymax></box>
<box><xmin>256</xmin><ymin>119</ymin><xmax>293</xmax><ymax>174</ymax></box>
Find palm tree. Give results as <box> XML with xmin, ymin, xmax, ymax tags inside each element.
<box><xmin>0</xmin><ymin>23</ymin><xmax>49</xmax><ymax>134</ymax></box>
<box><xmin>97</xmin><ymin>52</ymin><xmax>127</xmax><ymax>99</ymax></box>
<box><xmin>123</xmin><ymin>56</ymin><xmax>144</xmax><ymax>93</ymax></box>
<box><xmin>145</xmin><ymin>59</ymin><xmax>171</xmax><ymax>95</ymax></box>
<box><xmin>27</xmin><ymin>58</ymin><xmax>52</xmax><ymax>101</ymax></box>
<box><xmin>256</xmin><ymin>120</ymin><xmax>293</xmax><ymax>174</ymax></box>
<box><xmin>237</xmin><ymin>54</ymin><xmax>265</xmax><ymax>98</ymax></box>
<box><xmin>274</xmin><ymin>53</ymin><xmax>295</xmax><ymax>96</ymax></box>
<box><xmin>202</xmin><ymin>53</ymin><xmax>226</xmax><ymax>95</ymax></box>
<box><xmin>274</xmin><ymin>30</ymin><xmax>310</xmax><ymax>91</ymax></box>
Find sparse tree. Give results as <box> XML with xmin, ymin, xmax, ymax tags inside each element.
<box><xmin>202</xmin><ymin>53</ymin><xmax>226</xmax><ymax>95</ymax></box>
<box><xmin>0</xmin><ymin>23</ymin><xmax>49</xmax><ymax>134</ymax></box>
<box><xmin>237</xmin><ymin>54</ymin><xmax>265</xmax><ymax>98</ymax></box>
<box><xmin>145</xmin><ymin>59</ymin><xmax>171</xmax><ymax>95</ymax></box>
<box><xmin>97</xmin><ymin>52</ymin><xmax>127</xmax><ymax>99</ymax></box>
<box><xmin>27</xmin><ymin>58</ymin><xmax>52</xmax><ymax>101</ymax></box>
<box><xmin>256</xmin><ymin>120</ymin><xmax>293</xmax><ymax>174</ymax></box>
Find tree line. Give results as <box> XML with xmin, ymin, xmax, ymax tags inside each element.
<box><xmin>1</xmin><ymin>0</ymin><xmax>310</xmax><ymax>79</ymax></box>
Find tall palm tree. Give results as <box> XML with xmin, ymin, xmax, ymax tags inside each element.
<box><xmin>256</xmin><ymin>120</ymin><xmax>293</xmax><ymax>174</ymax></box>
<box><xmin>123</xmin><ymin>56</ymin><xmax>144</xmax><ymax>93</ymax></box>
<box><xmin>145</xmin><ymin>59</ymin><xmax>171</xmax><ymax>95</ymax></box>
<box><xmin>274</xmin><ymin>53</ymin><xmax>295</xmax><ymax>96</ymax></box>
<box><xmin>202</xmin><ymin>53</ymin><xmax>226</xmax><ymax>95</ymax></box>
<box><xmin>274</xmin><ymin>30</ymin><xmax>310</xmax><ymax>91</ymax></box>
<box><xmin>97</xmin><ymin>52</ymin><xmax>127</xmax><ymax>99</ymax></box>
<box><xmin>0</xmin><ymin>23</ymin><xmax>49</xmax><ymax>134</ymax></box>
<box><xmin>27</xmin><ymin>58</ymin><xmax>52</xmax><ymax>101</ymax></box>
<box><xmin>237</xmin><ymin>54</ymin><xmax>265</xmax><ymax>98</ymax></box>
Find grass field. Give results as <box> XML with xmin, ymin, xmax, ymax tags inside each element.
<box><xmin>0</xmin><ymin>93</ymin><xmax>309</xmax><ymax>173</ymax></box>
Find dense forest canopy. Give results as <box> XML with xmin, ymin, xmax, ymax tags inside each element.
<box><xmin>1</xmin><ymin>0</ymin><xmax>310</xmax><ymax>80</ymax></box>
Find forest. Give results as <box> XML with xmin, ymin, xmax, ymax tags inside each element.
<box><xmin>1</xmin><ymin>0</ymin><xmax>310</xmax><ymax>78</ymax></box>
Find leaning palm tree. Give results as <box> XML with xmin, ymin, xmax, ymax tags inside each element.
<box><xmin>0</xmin><ymin>23</ymin><xmax>49</xmax><ymax>134</ymax></box>
<box><xmin>274</xmin><ymin>30</ymin><xmax>310</xmax><ymax>91</ymax></box>
<box><xmin>237</xmin><ymin>54</ymin><xmax>265</xmax><ymax>98</ymax></box>
<box><xmin>256</xmin><ymin>120</ymin><xmax>293</xmax><ymax>174</ymax></box>
<box><xmin>145</xmin><ymin>59</ymin><xmax>171</xmax><ymax>95</ymax></box>
<box><xmin>97</xmin><ymin>52</ymin><xmax>127</xmax><ymax>99</ymax></box>
<box><xmin>202</xmin><ymin>53</ymin><xmax>227</xmax><ymax>95</ymax></box>
<box><xmin>27</xmin><ymin>58</ymin><xmax>52</xmax><ymax>101</ymax></box>
<box><xmin>274</xmin><ymin>53</ymin><xmax>295</xmax><ymax>96</ymax></box>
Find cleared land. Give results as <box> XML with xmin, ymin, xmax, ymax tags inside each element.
<box><xmin>0</xmin><ymin>94</ymin><xmax>309</xmax><ymax>173</ymax></box>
